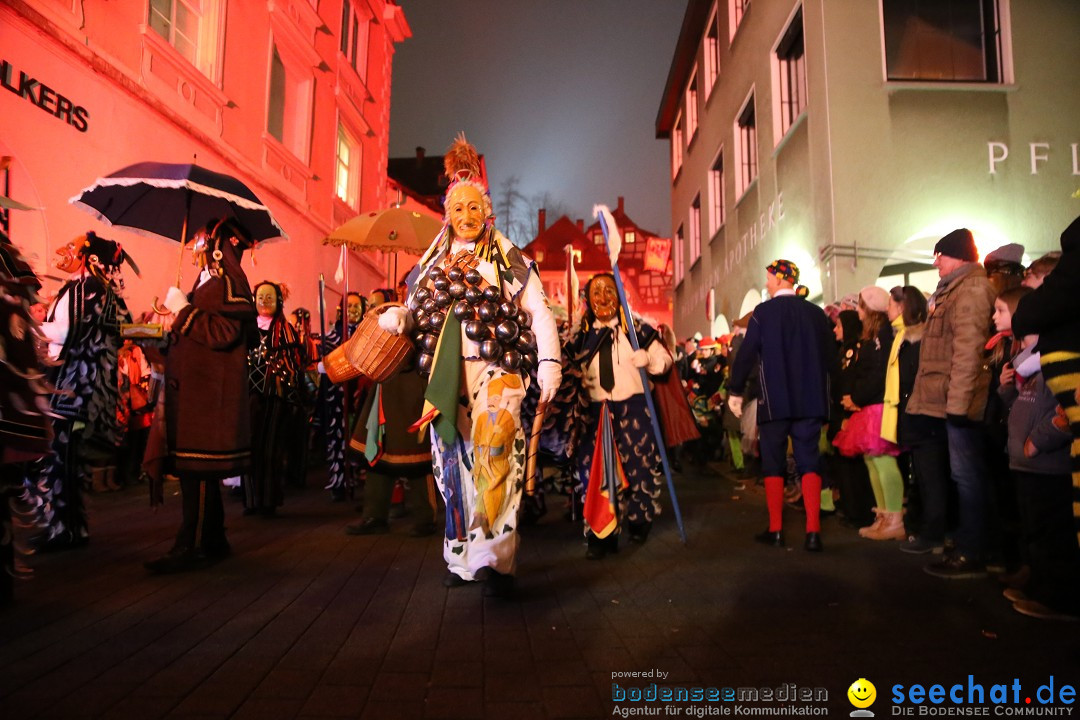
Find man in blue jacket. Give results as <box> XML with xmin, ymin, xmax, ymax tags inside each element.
<box><xmin>727</xmin><ymin>259</ymin><xmax>835</xmax><ymax>551</ymax></box>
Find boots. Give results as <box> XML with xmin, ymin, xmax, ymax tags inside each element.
<box><xmin>858</xmin><ymin>508</ymin><xmax>885</xmax><ymax>538</ymax></box>
<box><xmin>863</xmin><ymin>511</ymin><xmax>906</xmax><ymax>541</ymax></box>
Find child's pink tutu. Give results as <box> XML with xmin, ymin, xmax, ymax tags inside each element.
<box><xmin>832</xmin><ymin>403</ymin><xmax>900</xmax><ymax>458</ymax></box>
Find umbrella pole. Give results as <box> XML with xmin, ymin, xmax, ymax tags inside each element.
<box><xmin>175</xmin><ymin>192</ymin><xmax>192</xmax><ymax>286</ymax></box>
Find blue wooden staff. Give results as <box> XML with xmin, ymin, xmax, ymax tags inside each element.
<box><xmin>594</xmin><ymin>206</ymin><xmax>687</xmax><ymax>543</ymax></box>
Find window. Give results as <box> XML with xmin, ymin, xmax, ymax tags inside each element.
<box><xmin>594</xmin><ymin>232</ymin><xmax>605</xmax><ymax>247</ymax></box>
<box><xmin>735</xmin><ymin>93</ymin><xmax>757</xmax><ymax>197</ymax></box>
<box><xmin>685</xmin><ymin>69</ymin><xmax>699</xmax><ymax>143</ymax></box>
<box><xmin>729</xmin><ymin>0</ymin><xmax>751</xmax><ymax>41</ymax></box>
<box><xmin>708</xmin><ymin>149</ymin><xmax>725</xmax><ymax>237</ymax></box>
<box><xmin>775</xmin><ymin>6</ymin><xmax>807</xmax><ymax>140</ymax></box>
<box><xmin>340</xmin><ymin>0</ymin><xmax>370</xmax><ymax>82</ymax></box>
<box><xmin>625</xmin><ymin>231</ymin><xmax>636</xmax><ymax>244</ymax></box>
<box><xmin>689</xmin><ymin>196</ymin><xmax>702</xmax><ymax>265</ymax></box>
<box><xmin>883</xmin><ymin>0</ymin><xmax>1004</xmax><ymax>82</ymax></box>
<box><xmin>148</xmin><ymin>0</ymin><xmax>221</xmax><ymax>78</ymax></box>
<box><xmin>675</xmin><ymin>225</ymin><xmax>685</xmax><ymax>283</ymax></box>
<box><xmin>704</xmin><ymin>7</ymin><xmax>720</xmax><ymax>97</ymax></box>
<box><xmin>335</xmin><ymin>122</ymin><xmax>362</xmax><ymax>208</ymax></box>
<box><xmin>672</xmin><ymin>112</ymin><xmax>684</xmax><ymax>179</ymax></box>
<box><xmin>267</xmin><ymin>42</ymin><xmax>313</xmax><ymax>161</ymax></box>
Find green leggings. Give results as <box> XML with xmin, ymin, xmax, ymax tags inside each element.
<box><xmin>863</xmin><ymin>454</ymin><xmax>904</xmax><ymax>513</ymax></box>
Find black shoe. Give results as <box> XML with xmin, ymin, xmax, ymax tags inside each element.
<box><xmin>443</xmin><ymin>572</ymin><xmax>470</xmax><ymax>588</ymax></box>
<box><xmin>409</xmin><ymin>521</ymin><xmax>436</xmax><ymax>538</ymax></box>
<box><xmin>804</xmin><ymin>532</ymin><xmax>823</xmax><ymax>552</ymax></box>
<box><xmin>754</xmin><ymin>529</ymin><xmax>784</xmax><ymax>547</ymax></box>
<box><xmin>628</xmin><ymin>522</ymin><xmax>652</xmax><ymax>544</ymax></box>
<box><xmin>144</xmin><ymin>547</ymin><xmax>203</xmax><ymax>574</ymax></box>
<box><xmin>344</xmin><ymin>518</ymin><xmax>389</xmax><ymax>536</ymax></box>
<box><xmin>481</xmin><ymin>569</ymin><xmax>515</xmax><ymax>598</ymax></box>
<box><xmin>585</xmin><ymin>534</ymin><xmax>607</xmax><ymax>560</ymax></box>
<box><xmin>29</xmin><ymin>530</ymin><xmax>88</xmax><ymax>554</ymax></box>
<box><xmin>923</xmin><ymin>554</ymin><xmax>986</xmax><ymax>580</ymax></box>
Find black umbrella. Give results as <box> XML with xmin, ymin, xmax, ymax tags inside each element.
<box><xmin>69</xmin><ymin>161</ymin><xmax>287</xmax><ymax>247</ymax></box>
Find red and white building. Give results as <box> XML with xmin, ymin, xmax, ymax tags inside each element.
<box><xmin>1</xmin><ymin>0</ymin><xmax>413</xmax><ymax>316</ymax></box>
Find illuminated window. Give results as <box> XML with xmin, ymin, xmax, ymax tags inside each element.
<box><xmin>735</xmin><ymin>93</ymin><xmax>757</xmax><ymax>197</ymax></box>
<box><xmin>708</xmin><ymin>149</ymin><xmax>725</xmax><ymax>237</ymax></box>
<box><xmin>685</xmin><ymin>69</ymin><xmax>699</xmax><ymax>143</ymax></box>
<box><xmin>704</xmin><ymin>6</ymin><xmax>720</xmax><ymax>97</ymax></box>
<box><xmin>675</xmin><ymin>224</ymin><xmax>685</xmax><ymax>283</ymax></box>
<box><xmin>672</xmin><ymin>112</ymin><xmax>684</xmax><ymax>179</ymax></box>
<box><xmin>268</xmin><ymin>42</ymin><xmax>314</xmax><ymax>161</ymax></box>
<box><xmin>335</xmin><ymin>122</ymin><xmax>362</xmax><ymax>208</ymax></box>
<box><xmin>594</xmin><ymin>232</ymin><xmax>605</xmax><ymax>247</ymax></box>
<box><xmin>729</xmin><ymin>0</ymin><xmax>751</xmax><ymax>41</ymax></box>
<box><xmin>148</xmin><ymin>0</ymin><xmax>222</xmax><ymax>78</ymax></box>
<box><xmin>340</xmin><ymin>0</ymin><xmax>370</xmax><ymax>82</ymax></box>
<box><xmin>625</xmin><ymin>231</ymin><xmax>636</xmax><ymax>244</ymax></box>
<box><xmin>883</xmin><ymin>0</ymin><xmax>1005</xmax><ymax>82</ymax></box>
<box><xmin>689</xmin><ymin>195</ymin><xmax>701</xmax><ymax>265</ymax></box>
<box><xmin>775</xmin><ymin>6</ymin><xmax>807</xmax><ymax>140</ymax></box>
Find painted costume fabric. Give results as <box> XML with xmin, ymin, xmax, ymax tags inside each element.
<box><xmin>318</xmin><ymin>318</ymin><xmax>359</xmax><ymax>497</ymax></box>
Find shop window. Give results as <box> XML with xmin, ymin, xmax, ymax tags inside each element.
<box><xmin>704</xmin><ymin>6</ymin><xmax>720</xmax><ymax>98</ymax></box>
<box><xmin>734</xmin><ymin>93</ymin><xmax>757</xmax><ymax>198</ymax></box>
<box><xmin>883</xmin><ymin>0</ymin><xmax>1005</xmax><ymax>82</ymax></box>
<box><xmin>335</xmin><ymin>121</ymin><xmax>362</xmax><ymax>209</ymax></box>
<box><xmin>340</xmin><ymin>0</ymin><xmax>370</xmax><ymax>82</ymax></box>
<box><xmin>148</xmin><ymin>0</ymin><xmax>222</xmax><ymax>79</ymax></box>
<box><xmin>774</xmin><ymin>6</ymin><xmax>807</xmax><ymax>141</ymax></box>
<box><xmin>267</xmin><ymin>42</ymin><xmax>313</xmax><ymax>162</ymax></box>
<box><xmin>689</xmin><ymin>195</ymin><xmax>702</xmax><ymax>265</ymax></box>
<box><xmin>685</xmin><ymin>68</ymin><xmax>699</xmax><ymax>144</ymax></box>
<box><xmin>672</xmin><ymin>112</ymin><xmax>684</xmax><ymax>179</ymax></box>
<box><xmin>708</xmin><ymin>149</ymin><xmax>725</xmax><ymax>237</ymax></box>
<box><xmin>729</xmin><ymin>0</ymin><xmax>750</xmax><ymax>41</ymax></box>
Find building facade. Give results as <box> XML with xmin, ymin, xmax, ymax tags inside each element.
<box><xmin>1</xmin><ymin>0</ymin><xmax>410</xmax><ymax>317</ymax></box>
<box><xmin>658</xmin><ymin>0</ymin><xmax>1080</xmax><ymax>339</ymax></box>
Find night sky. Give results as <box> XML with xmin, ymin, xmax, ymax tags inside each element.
<box><xmin>389</xmin><ymin>0</ymin><xmax>688</xmax><ymax>239</ymax></box>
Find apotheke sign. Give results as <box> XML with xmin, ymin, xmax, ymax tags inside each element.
<box><xmin>1</xmin><ymin>58</ymin><xmax>90</xmax><ymax>133</ymax></box>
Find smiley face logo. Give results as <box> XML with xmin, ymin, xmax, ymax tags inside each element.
<box><xmin>848</xmin><ymin>678</ymin><xmax>877</xmax><ymax>709</ymax></box>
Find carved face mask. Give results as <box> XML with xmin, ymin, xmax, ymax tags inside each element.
<box><xmin>447</xmin><ymin>184</ymin><xmax>486</xmax><ymax>242</ymax></box>
<box><xmin>589</xmin><ymin>275</ymin><xmax>619</xmax><ymax>323</ymax></box>
<box><xmin>255</xmin><ymin>284</ymin><xmax>279</xmax><ymax>317</ymax></box>
<box><xmin>346</xmin><ymin>294</ymin><xmax>363</xmax><ymax>324</ymax></box>
<box><xmin>54</xmin><ymin>241</ymin><xmax>83</xmax><ymax>274</ymax></box>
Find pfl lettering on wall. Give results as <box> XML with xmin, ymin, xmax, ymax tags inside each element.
<box><xmin>1</xmin><ymin>59</ymin><xmax>90</xmax><ymax>133</ymax></box>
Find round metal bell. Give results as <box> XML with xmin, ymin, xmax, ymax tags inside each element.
<box><xmin>446</xmin><ymin>266</ymin><xmax>464</xmax><ymax>282</ymax></box>
<box><xmin>433</xmin><ymin>290</ymin><xmax>452</xmax><ymax>309</ymax></box>
<box><xmin>494</xmin><ymin>319</ymin><xmax>520</xmax><ymax>343</ymax></box>
<box><xmin>453</xmin><ymin>303</ymin><xmax>475</xmax><ymax>322</ymax></box>
<box><xmin>414</xmin><ymin>314</ymin><xmax>431</xmax><ymax>332</ymax></box>
<box><xmin>516</xmin><ymin>329</ymin><xmax>536</xmax><ymax>350</ymax></box>
<box><xmin>482</xmin><ymin>285</ymin><xmax>501</xmax><ymax>303</ymax></box>
<box><xmin>478</xmin><ymin>339</ymin><xmax>502</xmax><ymax>361</ymax></box>
<box><xmin>448</xmin><ymin>281</ymin><xmax>467</xmax><ymax>299</ymax></box>
<box><xmin>464</xmin><ymin>268</ymin><xmax>482</xmax><ymax>286</ymax></box>
<box><xmin>432</xmin><ymin>276</ymin><xmax>450</xmax><ymax>292</ymax></box>
<box><xmin>465</xmin><ymin>320</ymin><xmax>490</xmax><ymax>341</ymax></box>
<box><xmin>421</xmin><ymin>298</ymin><xmax>438</xmax><ymax>316</ymax></box>
<box><xmin>414</xmin><ymin>286</ymin><xmax>432</xmax><ymax>304</ymax></box>
<box><xmin>428</xmin><ymin>311</ymin><xmax>446</xmax><ymax>330</ymax></box>
<box><xmin>427</xmin><ymin>267</ymin><xmax>445</xmax><ymax>283</ymax></box>
<box><xmin>420</xmin><ymin>333</ymin><xmax>439</xmax><ymax>353</ymax></box>
<box><xmin>464</xmin><ymin>286</ymin><xmax>483</xmax><ymax>306</ymax></box>
<box><xmin>417</xmin><ymin>352</ymin><xmax>434</xmax><ymax>374</ymax></box>
<box><xmin>497</xmin><ymin>301</ymin><xmax>516</xmax><ymax>319</ymax></box>
<box><xmin>516</xmin><ymin>310</ymin><xmax>531</xmax><ymax>327</ymax></box>
<box><xmin>500</xmin><ymin>349</ymin><xmax>522</xmax><ymax>372</ymax></box>
<box><xmin>476</xmin><ymin>301</ymin><xmax>498</xmax><ymax>323</ymax></box>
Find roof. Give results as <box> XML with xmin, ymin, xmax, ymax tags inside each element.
<box><xmin>656</xmin><ymin>0</ymin><xmax>711</xmax><ymax>138</ymax></box>
<box><xmin>524</xmin><ymin>216</ymin><xmax>610</xmax><ymax>272</ymax></box>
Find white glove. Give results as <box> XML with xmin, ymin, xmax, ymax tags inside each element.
<box><xmin>728</xmin><ymin>395</ymin><xmax>744</xmax><ymax>419</ymax></box>
<box><xmin>163</xmin><ymin>286</ymin><xmax>189</xmax><ymax>314</ymax></box>
<box><xmin>378</xmin><ymin>306</ymin><xmax>410</xmax><ymax>336</ymax></box>
<box><xmin>536</xmin><ymin>361</ymin><xmax>562</xmax><ymax>405</ymax></box>
<box><xmin>317</xmin><ymin>361</ymin><xmax>326</xmax><ymax>374</ymax></box>
<box><xmin>631</xmin><ymin>348</ymin><xmax>650</xmax><ymax>369</ymax></box>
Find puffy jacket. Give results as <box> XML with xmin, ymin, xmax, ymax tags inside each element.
<box><xmin>906</xmin><ymin>263</ymin><xmax>995</xmax><ymax>420</ymax></box>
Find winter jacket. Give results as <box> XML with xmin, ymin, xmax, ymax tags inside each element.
<box><xmin>906</xmin><ymin>263</ymin><xmax>995</xmax><ymax>421</ymax></box>
<box><xmin>849</xmin><ymin>322</ymin><xmax>894</xmax><ymax>409</ymax></box>
<box><xmin>999</xmin><ymin>353</ymin><xmax>1071</xmax><ymax>475</ymax></box>
<box><xmin>894</xmin><ymin>324</ymin><xmax>945</xmax><ymax>446</ymax></box>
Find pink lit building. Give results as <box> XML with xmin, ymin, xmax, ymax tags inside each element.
<box><xmin>0</xmin><ymin>0</ymin><xmax>413</xmax><ymax>317</ymax></box>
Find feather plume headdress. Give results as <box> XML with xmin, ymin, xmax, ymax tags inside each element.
<box><xmin>443</xmin><ymin>133</ymin><xmax>492</xmax><ymax>219</ymax></box>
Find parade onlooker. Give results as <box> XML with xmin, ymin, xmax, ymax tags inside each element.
<box><xmin>908</xmin><ymin>228</ymin><xmax>996</xmax><ymax>578</ymax></box>
<box><xmin>834</xmin><ymin>286</ymin><xmax>904</xmax><ymax>540</ymax></box>
<box><xmin>728</xmin><ymin>259</ymin><xmax>835</xmax><ymax>551</ymax></box>
<box><xmin>1021</xmin><ymin>252</ymin><xmax>1060</xmax><ymax>290</ymax></box>
<box><xmin>145</xmin><ymin>218</ymin><xmax>257</xmax><ymax>574</ymax></box>
<box><xmin>983</xmin><ymin>243</ymin><xmax>1026</xmax><ymax>295</ymax></box>
<box><xmin>653</xmin><ymin>323</ymin><xmax>700</xmax><ymax>474</ymax></box>
<box><xmin>826</xmin><ymin>309</ymin><xmax>873</xmax><ymax>528</ymax></box>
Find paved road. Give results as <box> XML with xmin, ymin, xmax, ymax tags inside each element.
<box><xmin>1</xmin><ymin>463</ymin><xmax>1076</xmax><ymax>719</ymax></box>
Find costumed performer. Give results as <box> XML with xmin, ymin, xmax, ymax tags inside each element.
<box><xmin>318</xmin><ymin>292</ymin><xmax>363</xmax><ymax>502</ymax></box>
<box><xmin>144</xmin><ymin>217</ymin><xmax>257</xmax><ymax>574</ymax></box>
<box><xmin>379</xmin><ymin>134</ymin><xmax>561</xmax><ymax>597</ymax></box>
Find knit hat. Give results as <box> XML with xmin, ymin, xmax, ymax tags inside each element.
<box><xmin>766</xmin><ymin>258</ymin><xmax>800</xmax><ymax>284</ymax></box>
<box><xmin>984</xmin><ymin>243</ymin><xmax>1026</xmax><ymax>275</ymax></box>
<box><xmin>934</xmin><ymin>228</ymin><xmax>978</xmax><ymax>262</ymax></box>
<box><xmin>859</xmin><ymin>285</ymin><xmax>890</xmax><ymax>313</ymax></box>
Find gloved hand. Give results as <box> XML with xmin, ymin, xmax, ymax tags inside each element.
<box><xmin>378</xmin><ymin>306</ymin><xmax>411</xmax><ymax>336</ymax></box>
<box><xmin>317</xmin><ymin>361</ymin><xmax>326</xmax><ymax>374</ymax></box>
<box><xmin>537</xmin><ymin>360</ymin><xmax>562</xmax><ymax>404</ymax></box>
<box><xmin>163</xmin><ymin>286</ymin><xmax>189</xmax><ymax>314</ymax></box>
<box><xmin>631</xmin><ymin>348</ymin><xmax>650</xmax><ymax>369</ymax></box>
<box><xmin>728</xmin><ymin>394</ymin><xmax>744</xmax><ymax>418</ymax></box>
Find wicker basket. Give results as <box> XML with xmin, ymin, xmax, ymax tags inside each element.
<box><xmin>324</xmin><ymin>302</ymin><xmax>414</xmax><ymax>384</ymax></box>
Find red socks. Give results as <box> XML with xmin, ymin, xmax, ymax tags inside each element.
<box><xmin>802</xmin><ymin>472</ymin><xmax>822</xmax><ymax>533</ymax></box>
<box><xmin>764</xmin><ymin>476</ymin><xmax>784</xmax><ymax>532</ymax></box>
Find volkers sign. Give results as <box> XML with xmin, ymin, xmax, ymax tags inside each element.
<box><xmin>1</xmin><ymin>58</ymin><xmax>90</xmax><ymax>133</ymax></box>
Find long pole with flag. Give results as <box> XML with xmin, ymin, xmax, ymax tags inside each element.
<box><xmin>593</xmin><ymin>205</ymin><xmax>686</xmax><ymax>543</ymax></box>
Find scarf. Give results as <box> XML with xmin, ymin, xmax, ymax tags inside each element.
<box><xmin>881</xmin><ymin>315</ymin><xmax>906</xmax><ymax>443</ymax></box>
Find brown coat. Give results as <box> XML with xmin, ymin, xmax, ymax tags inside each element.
<box><xmin>906</xmin><ymin>263</ymin><xmax>995</xmax><ymax>420</ymax></box>
<box><xmin>165</xmin><ymin>272</ymin><xmax>256</xmax><ymax>478</ymax></box>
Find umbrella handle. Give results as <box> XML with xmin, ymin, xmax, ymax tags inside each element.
<box><xmin>151</xmin><ymin>297</ymin><xmax>170</xmax><ymax>315</ymax></box>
